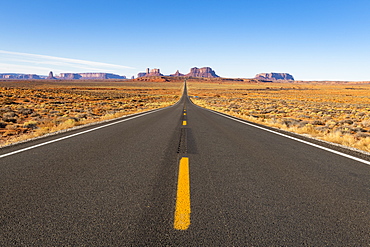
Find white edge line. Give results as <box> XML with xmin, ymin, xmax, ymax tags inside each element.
<box><xmin>0</xmin><ymin>83</ymin><xmax>186</xmax><ymax>159</ymax></box>
<box><xmin>189</xmin><ymin>99</ymin><xmax>370</xmax><ymax>166</ymax></box>
<box><xmin>0</xmin><ymin>107</ymin><xmax>169</xmax><ymax>159</ymax></box>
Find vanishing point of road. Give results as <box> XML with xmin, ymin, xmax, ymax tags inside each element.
<box><xmin>0</xmin><ymin>84</ymin><xmax>369</xmax><ymax>245</ymax></box>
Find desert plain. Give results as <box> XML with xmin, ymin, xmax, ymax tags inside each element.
<box><xmin>188</xmin><ymin>81</ymin><xmax>370</xmax><ymax>153</ymax></box>
<box><xmin>0</xmin><ymin>80</ymin><xmax>181</xmax><ymax>146</ymax></box>
<box><xmin>1</xmin><ymin>79</ymin><xmax>370</xmax><ymax>153</ymax></box>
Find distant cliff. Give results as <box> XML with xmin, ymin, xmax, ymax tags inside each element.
<box><xmin>137</xmin><ymin>68</ymin><xmax>163</xmax><ymax>78</ymax></box>
<box><xmin>255</xmin><ymin>72</ymin><xmax>294</xmax><ymax>81</ymax></box>
<box><xmin>0</xmin><ymin>73</ymin><xmax>42</xmax><ymax>79</ymax></box>
<box><xmin>0</xmin><ymin>72</ymin><xmax>126</xmax><ymax>80</ymax></box>
<box><xmin>46</xmin><ymin>71</ymin><xmax>57</xmax><ymax>80</ymax></box>
<box><xmin>138</xmin><ymin>67</ymin><xmax>220</xmax><ymax>78</ymax></box>
<box><xmin>170</xmin><ymin>70</ymin><xmax>185</xmax><ymax>77</ymax></box>
<box><xmin>58</xmin><ymin>73</ymin><xmax>126</xmax><ymax>80</ymax></box>
<box><xmin>185</xmin><ymin>67</ymin><xmax>219</xmax><ymax>78</ymax></box>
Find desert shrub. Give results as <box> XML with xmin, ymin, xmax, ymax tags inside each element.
<box><xmin>360</xmin><ymin>119</ymin><xmax>370</xmax><ymax>126</ymax></box>
<box><xmin>355</xmin><ymin>132</ymin><xmax>370</xmax><ymax>138</ymax></box>
<box><xmin>2</xmin><ymin>116</ymin><xmax>17</xmax><ymax>123</ymax></box>
<box><xmin>3</xmin><ymin>111</ymin><xmax>16</xmax><ymax>118</ymax></box>
<box><xmin>315</xmin><ymin>126</ymin><xmax>330</xmax><ymax>132</ymax></box>
<box><xmin>280</xmin><ymin>118</ymin><xmax>300</xmax><ymax>127</ymax></box>
<box><xmin>18</xmin><ymin>108</ymin><xmax>34</xmax><ymax>115</ymax></box>
<box><xmin>23</xmin><ymin>120</ymin><xmax>38</xmax><ymax>129</ymax></box>
<box><xmin>76</xmin><ymin>113</ymin><xmax>88</xmax><ymax>119</ymax></box>
<box><xmin>298</xmin><ymin>121</ymin><xmax>310</xmax><ymax>128</ymax></box>
<box><xmin>5</xmin><ymin>124</ymin><xmax>17</xmax><ymax>131</ymax></box>
<box><xmin>311</xmin><ymin>120</ymin><xmax>325</xmax><ymax>125</ymax></box>
<box><xmin>54</xmin><ymin>119</ymin><xmax>77</xmax><ymax>130</ymax></box>
<box><xmin>352</xmin><ymin>127</ymin><xmax>367</xmax><ymax>133</ymax></box>
<box><xmin>356</xmin><ymin>112</ymin><xmax>366</xmax><ymax>117</ymax></box>
<box><xmin>340</xmin><ymin>119</ymin><xmax>354</xmax><ymax>125</ymax></box>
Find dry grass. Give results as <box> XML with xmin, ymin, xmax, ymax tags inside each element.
<box><xmin>0</xmin><ymin>81</ymin><xmax>182</xmax><ymax>146</ymax></box>
<box><xmin>188</xmin><ymin>81</ymin><xmax>370</xmax><ymax>153</ymax></box>
<box><xmin>4</xmin><ymin>79</ymin><xmax>370</xmax><ymax>153</ymax></box>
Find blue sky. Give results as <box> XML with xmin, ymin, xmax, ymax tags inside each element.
<box><xmin>0</xmin><ymin>0</ymin><xmax>369</xmax><ymax>81</ymax></box>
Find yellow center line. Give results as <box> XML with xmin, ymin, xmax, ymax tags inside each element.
<box><xmin>184</xmin><ymin>113</ymin><xmax>187</xmax><ymax>115</ymax></box>
<box><xmin>174</xmin><ymin>157</ymin><xmax>191</xmax><ymax>230</ymax></box>
<box><xmin>182</xmin><ymin>120</ymin><xmax>187</xmax><ymax>125</ymax></box>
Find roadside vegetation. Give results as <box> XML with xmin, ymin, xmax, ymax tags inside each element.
<box><xmin>0</xmin><ymin>81</ymin><xmax>181</xmax><ymax>147</ymax></box>
<box><xmin>3</xmin><ymin>79</ymin><xmax>370</xmax><ymax>153</ymax></box>
<box><xmin>188</xmin><ymin>82</ymin><xmax>370</xmax><ymax>153</ymax></box>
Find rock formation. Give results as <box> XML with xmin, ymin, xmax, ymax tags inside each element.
<box><xmin>170</xmin><ymin>70</ymin><xmax>185</xmax><ymax>77</ymax></box>
<box><xmin>59</xmin><ymin>73</ymin><xmax>82</xmax><ymax>80</ymax></box>
<box><xmin>0</xmin><ymin>73</ymin><xmax>41</xmax><ymax>79</ymax></box>
<box><xmin>25</xmin><ymin>74</ymin><xmax>41</xmax><ymax>79</ymax></box>
<box><xmin>0</xmin><ymin>72</ymin><xmax>125</xmax><ymax>80</ymax></box>
<box><xmin>58</xmin><ymin>73</ymin><xmax>126</xmax><ymax>80</ymax></box>
<box><xmin>147</xmin><ymin>69</ymin><xmax>163</xmax><ymax>76</ymax></box>
<box><xmin>137</xmin><ymin>67</ymin><xmax>220</xmax><ymax>78</ymax></box>
<box><xmin>46</xmin><ymin>71</ymin><xmax>57</xmax><ymax>80</ymax></box>
<box><xmin>255</xmin><ymin>72</ymin><xmax>294</xmax><ymax>81</ymax></box>
<box><xmin>185</xmin><ymin>67</ymin><xmax>219</xmax><ymax>78</ymax></box>
<box><xmin>137</xmin><ymin>68</ymin><xmax>163</xmax><ymax>77</ymax></box>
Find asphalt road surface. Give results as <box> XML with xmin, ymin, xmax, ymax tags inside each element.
<box><xmin>1</xmin><ymin>84</ymin><xmax>369</xmax><ymax>246</ymax></box>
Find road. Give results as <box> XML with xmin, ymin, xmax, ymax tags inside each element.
<box><xmin>0</xmin><ymin>84</ymin><xmax>369</xmax><ymax>245</ymax></box>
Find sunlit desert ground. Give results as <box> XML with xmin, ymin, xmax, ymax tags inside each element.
<box><xmin>188</xmin><ymin>81</ymin><xmax>370</xmax><ymax>153</ymax></box>
<box><xmin>2</xmin><ymin>79</ymin><xmax>370</xmax><ymax>153</ymax></box>
<box><xmin>0</xmin><ymin>80</ymin><xmax>182</xmax><ymax>146</ymax></box>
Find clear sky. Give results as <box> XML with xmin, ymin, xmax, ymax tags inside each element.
<box><xmin>0</xmin><ymin>0</ymin><xmax>369</xmax><ymax>81</ymax></box>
